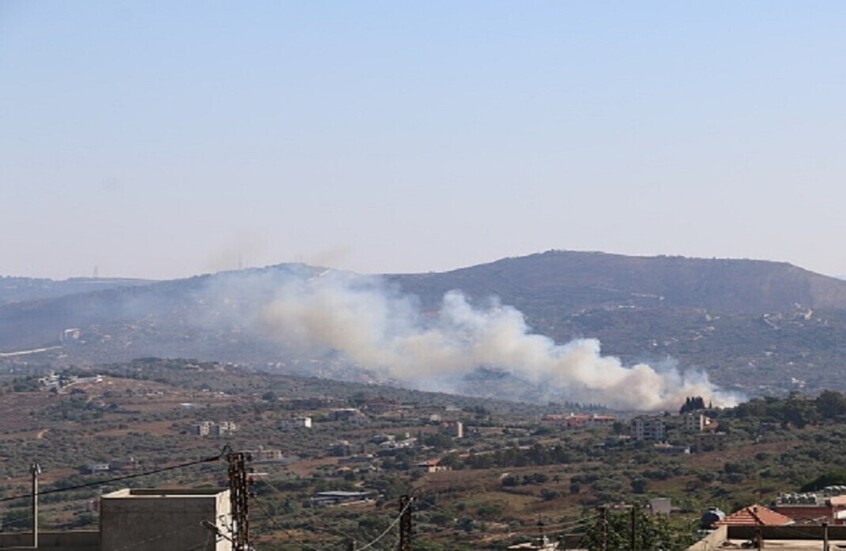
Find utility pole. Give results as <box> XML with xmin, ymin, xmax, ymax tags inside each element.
<box><xmin>30</xmin><ymin>462</ymin><xmax>40</xmax><ymax>549</ymax></box>
<box><xmin>630</xmin><ymin>505</ymin><xmax>637</xmax><ymax>551</ymax></box>
<box><xmin>823</xmin><ymin>522</ymin><xmax>829</xmax><ymax>551</ymax></box>
<box><xmin>597</xmin><ymin>505</ymin><xmax>608</xmax><ymax>551</ymax></box>
<box><xmin>398</xmin><ymin>495</ymin><xmax>413</xmax><ymax>551</ymax></box>
<box><xmin>227</xmin><ymin>450</ymin><xmax>252</xmax><ymax>551</ymax></box>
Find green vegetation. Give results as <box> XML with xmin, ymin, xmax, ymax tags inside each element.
<box><xmin>3</xmin><ymin>359</ymin><xmax>846</xmax><ymax>548</ymax></box>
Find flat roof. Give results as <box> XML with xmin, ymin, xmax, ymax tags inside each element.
<box><xmin>102</xmin><ymin>488</ymin><xmax>228</xmax><ymax>498</ymax></box>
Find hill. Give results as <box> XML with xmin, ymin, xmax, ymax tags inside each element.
<box><xmin>0</xmin><ymin>276</ymin><xmax>153</xmax><ymax>305</ymax></box>
<box><xmin>390</xmin><ymin>250</ymin><xmax>846</xmax><ymax>315</ymax></box>
<box><xmin>3</xmin><ymin>251</ymin><xmax>846</xmax><ymax>401</ymax></box>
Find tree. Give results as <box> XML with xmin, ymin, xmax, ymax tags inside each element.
<box><xmin>680</xmin><ymin>396</ymin><xmax>706</xmax><ymax>414</ymax></box>
<box><xmin>630</xmin><ymin>478</ymin><xmax>648</xmax><ymax>494</ymax></box>
<box><xmin>540</xmin><ymin>488</ymin><xmax>560</xmax><ymax>501</ymax></box>
<box><xmin>815</xmin><ymin>390</ymin><xmax>846</xmax><ymax>419</ymax></box>
<box><xmin>580</xmin><ymin>507</ymin><xmax>694</xmax><ymax>551</ymax></box>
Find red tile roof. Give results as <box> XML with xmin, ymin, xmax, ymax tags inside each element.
<box><xmin>714</xmin><ymin>504</ymin><xmax>794</xmax><ymax>527</ymax></box>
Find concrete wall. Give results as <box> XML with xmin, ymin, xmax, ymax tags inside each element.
<box><xmin>686</xmin><ymin>525</ymin><xmax>727</xmax><ymax>551</ymax></box>
<box><xmin>729</xmin><ymin>524</ymin><xmax>846</xmax><ymax>540</ymax></box>
<box><xmin>688</xmin><ymin>524</ymin><xmax>846</xmax><ymax>549</ymax></box>
<box><xmin>100</xmin><ymin>488</ymin><xmax>232</xmax><ymax>551</ymax></box>
<box><xmin>0</xmin><ymin>530</ymin><xmax>99</xmax><ymax>551</ymax></box>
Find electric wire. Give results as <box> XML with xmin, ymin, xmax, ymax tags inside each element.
<box><xmin>356</xmin><ymin>496</ymin><xmax>414</xmax><ymax>551</ymax></box>
<box><xmin>0</xmin><ymin>446</ymin><xmax>230</xmax><ymax>504</ymax></box>
<box><xmin>251</xmin><ymin>497</ymin><xmax>299</xmax><ymax>540</ymax></box>
<box><xmin>259</xmin><ymin>477</ymin><xmax>351</xmax><ymax>543</ymax></box>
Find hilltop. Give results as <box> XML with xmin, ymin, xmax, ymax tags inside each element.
<box><xmin>391</xmin><ymin>250</ymin><xmax>846</xmax><ymax>314</ymax></box>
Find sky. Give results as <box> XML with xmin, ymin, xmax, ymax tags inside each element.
<box><xmin>2</xmin><ymin>1</ymin><xmax>845</xmax><ymax>280</ymax></box>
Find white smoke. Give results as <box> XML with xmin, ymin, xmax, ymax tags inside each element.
<box><xmin>257</xmin><ymin>269</ymin><xmax>739</xmax><ymax>411</ymax></box>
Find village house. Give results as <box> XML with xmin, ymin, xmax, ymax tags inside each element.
<box><xmin>331</xmin><ymin>408</ymin><xmax>369</xmax><ymax>425</ymax></box>
<box><xmin>193</xmin><ymin>421</ymin><xmax>238</xmax><ymax>436</ymax></box>
<box><xmin>279</xmin><ymin>416</ymin><xmax>312</xmax><ymax>430</ymax></box>
<box><xmin>417</xmin><ymin>458</ymin><xmax>451</xmax><ymax>473</ymax></box>
<box><xmin>543</xmin><ymin>412</ymin><xmax>616</xmax><ymax>430</ymax></box>
<box><xmin>771</xmin><ymin>490</ymin><xmax>846</xmax><ymax>525</ymax></box>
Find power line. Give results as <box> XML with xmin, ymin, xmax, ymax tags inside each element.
<box><xmin>357</xmin><ymin>496</ymin><xmax>414</xmax><ymax>551</ymax></box>
<box><xmin>259</xmin><ymin>477</ymin><xmax>351</xmax><ymax>542</ymax></box>
<box><xmin>251</xmin><ymin>498</ymin><xmax>299</xmax><ymax>540</ymax></box>
<box><xmin>0</xmin><ymin>446</ymin><xmax>229</xmax><ymax>504</ymax></box>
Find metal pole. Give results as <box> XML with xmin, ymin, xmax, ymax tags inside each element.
<box><xmin>227</xmin><ymin>451</ymin><xmax>251</xmax><ymax>551</ymax></box>
<box><xmin>599</xmin><ymin>506</ymin><xmax>608</xmax><ymax>551</ymax></box>
<box><xmin>630</xmin><ymin>506</ymin><xmax>637</xmax><ymax>551</ymax></box>
<box><xmin>398</xmin><ymin>495</ymin><xmax>413</xmax><ymax>551</ymax></box>
<box><xmin>30</xmin><ymin>462</ymin><xmax>41</xmax><ymax>549</ymax></box>
<box><xmin>823</xmin><ymin>522</ymin><xmax>829</xmax><ymax>551</ymax></box>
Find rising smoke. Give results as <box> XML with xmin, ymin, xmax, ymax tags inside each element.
<box><xmin>254</xmin><ymin>269</ymin><xmax>739</xmax><ymax>411</ymax></box>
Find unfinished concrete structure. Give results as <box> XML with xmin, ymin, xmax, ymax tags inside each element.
<box><xmin>99</xmin><ymin>488</ymin><xmax>232</xmax><ymax>551</ymax></box>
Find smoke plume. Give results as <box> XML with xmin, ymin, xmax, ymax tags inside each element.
<box><xmin>255</xmin><ymin>269</ymin><xmax>738</xmax><ymax>411</ymax></box>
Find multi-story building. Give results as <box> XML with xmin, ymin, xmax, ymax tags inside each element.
<box><xmin>630</xmin><ymin>416</ymin><xmax>666</xmax><ymax>442</ymax></box>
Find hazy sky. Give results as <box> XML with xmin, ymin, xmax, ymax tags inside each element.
<box><xmin>2</xmin><ymin>1</ymin><xmax>845</xmax><ymax>280</ymax></box>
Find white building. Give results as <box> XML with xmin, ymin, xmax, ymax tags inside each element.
<box><xmin>280</xmin><ymin>416</ymin><xmax>312</xmax><ymax>430</ymax></box>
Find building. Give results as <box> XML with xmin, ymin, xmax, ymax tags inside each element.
<box><xmin>193</xmin><ymin>421</ymin><xmax>238</xmax><ymax>436</ymax></box>
<box><xmin>693</xmin><ymin>431</ymin><xmax>727</xmax><ymax>452</ymax></box>
<box><xmin>543</xmin><ymin>413</ymin><xmax>616</xmax><ymax>429</ymax></box>
<box><xmin>649</xmin><ymin>497</ymin><xmax>673</xmax><ymax>515</ymax></box>
<box><xmin>417</xmin><ymin>458</ymin><xmax>451</xmax><ymax>473</ymax></box>
<box><xmin>363</xmin><ymin>397</ymin><xmax>399</xmax><ymax>414</ymax></box>
<box><xmin>683</xmin><ymin>413</ymin><xmax>716</xmax><ymax>432</ymax></box>
<box><xmin>243</xmin><ymin>448</ymin><xmax>285</xmax><ymax>463</ymax></box>
<box><xmin>108</xmin><ymin>458</ymin><xmax>140</xmax><ymax>472</ymax></box>
<box><xmin>279</xmin><ymin>416</ymin><xmax>312</xmax><ymax>430</ymax></box>
<box><xmin>331</xmin><ymin>408</ymin><xmax>369</xmax><ymax>425</ymax></box>
<box><xmin>507</xmin><ymin>535</ymin><xmax>559</xmax><ymax>550</ymax></box>
<box><xmin>687</xmin><ymin>524</ymin><xmax>846</xmax><ymax>550</ymax></box>
<box><xmin>100</xmin><ymin>488</ymin><xmax>232</xmax><ymax>551</ymax></box>
<box><xmin>712</xmin><ymin>504</ymin><xmax>793</xmax><ymax>528</ymax></box>
<box><xmin>440</xmin><ymin>421</ymin><xmax>464</xmax><ymax>438</ymax></box>
<box><xmin>84</xmin><ymin>463</ymin><xmax>111</xmax><ymax>474</ymax></box>
<box><xmin>0</xmin><ymin>487</ymin><xmax>234</xmax><ymax>551</ymax></box>
<box><xmin>630</xmin><ymin>416</ymin><xmax>666</xmax><ymax>442</ymax></box>
<box><xmin>309</xmin><ymin>491</ymin><xmax>376</xmax><ymax>508</ymax></box>
<box><xmin>772</xmin><ymin>491</ymin><xmax>846</xmax><ymax>525</ymax></box>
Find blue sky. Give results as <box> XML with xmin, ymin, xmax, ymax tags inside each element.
<box><xmin>2</xmin><ymin>1</ymin><xmax>845</xmax><ymax>279</ymax></box>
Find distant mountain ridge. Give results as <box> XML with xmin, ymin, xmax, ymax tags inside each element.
<box><xmin>0</xmin><ymin>276</ymin><xmax>153</xmax><ymax>305</ymax></box>
<box><xmin>391</xmin><ymin>250</ymin><xmax>846</xmax><ymax>315</ymax></box>
<box><xmin>3</xmin><ymin>251</ymin><xmax>846</xmax><ymax>398</ymax></box>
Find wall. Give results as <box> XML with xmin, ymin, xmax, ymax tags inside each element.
<box><xmin>99</xmin><ymin>489</ymin><xmax>232</xmax><ymax>551</ymax></box>
<box><xmin>0</xmin><ymin>530</ymin><xmax>99</xmax><ymax>551</ymax></box>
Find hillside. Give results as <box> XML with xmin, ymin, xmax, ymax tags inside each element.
<box><xmin>0</xmin><ymin>276</ymin><xmax>153</xmax><ymax>305</ymax></box>
<box><xmin>0</xmin><ymin>359</ymin><xmax>844</xmax><ymax>549</ymax></box>
<box><xmin>391</xmin><ymin>250</ymin><xmax>846</xmax><ymax>315</ymax></box>
<box><xmin>3</xmin><ymin>251</ymin><xmax>846</xmax><ymax>399</ymax></box>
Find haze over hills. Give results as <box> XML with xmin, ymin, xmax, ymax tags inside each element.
<box><xmin>0</xmin><ymin>276</ymin><xmax>153</xmax><ymax>305</ymax></box>
<box><xmin>3</xmin><ymin>250</ymin><xmax>846</xmax><ymax>406</ymax></box>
